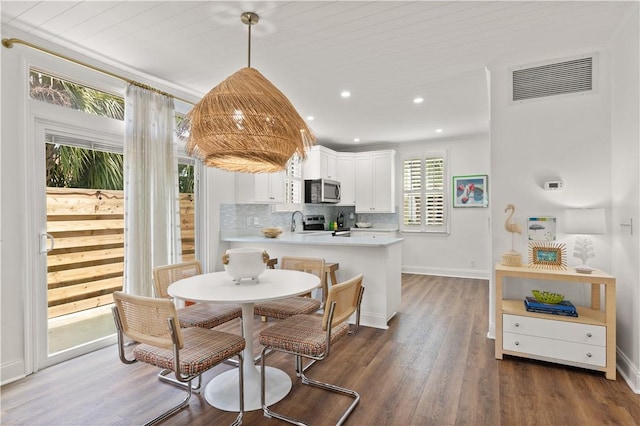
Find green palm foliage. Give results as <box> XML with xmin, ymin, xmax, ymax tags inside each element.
<box><xmin>46</xmin><ymin>144</ymin><xmax>124</xmax><ymax>190</ymax></box>
<box><xmin>32</xmin><ymin>70</ymin><xmax>125</xmax><ymax>189</ymax></box>
<box><xmin>33</xmin><ymin>70</ymin><xmax>192</xmax><ymax>193</ymax></box>
<box><xmin>30</xmin><ymin>70</ymin><xmax>125</xmax><ymax>119</ymax></box>
<box><xmin>178</xmin><ymin>164</ymin><xmax>194</xmax><ymax>193</ymax></box>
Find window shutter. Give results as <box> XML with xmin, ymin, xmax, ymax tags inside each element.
<box><xmin>285</xmin><ymin>155</ymin><xmax>302</xmax><ymax>204</ymax></box>
<box><xmin>425</xmin><ymin>157</ymin><xmax>444</xmax><ymax>190</ymax></box>
<box><xmin>403</xmin><ymin>158</ymin><xmax>422</xmax><ymax>226</ymax></box>
<box><xmin>424</xmin><ymin>157</ymin><xmax>445</xmax><ymax>227</ymax></box>
<box><xmin>401</xmin><ymin>152</ymin><xmax>447</xmax><ymax>232</ymax></box>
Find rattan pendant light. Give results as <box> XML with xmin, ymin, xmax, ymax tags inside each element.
<box><xmin>182</xmin><ymin>12</ymin><xmax>315</xmax><ymax>173</ymax></box>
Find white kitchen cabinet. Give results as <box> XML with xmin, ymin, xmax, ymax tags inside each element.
<box><xmin>355</xmin><ymin>150</ymin><xmax>396</xmax><ymax>213</ymax></box>
<box><xmin>495</xmin><ymin>264</ymin><xmax>616</xmax><ymax>380</ymax></box>
<box><xmin>236</xmin><ymin>171</ymin><xmax>285</xmax><ymax>203</ymax></box>
<box><xmin>335</xmin><ymin>154</ymin><xmax>356</xmax><ymax>205</ymax></box>
<box><xmin>303</xmin><ymin>145</ymin><xmax>337</xmax><ymax>180</ymax></box>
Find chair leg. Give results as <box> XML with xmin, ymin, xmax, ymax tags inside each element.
<box><xmin>158</xmin><ymin>369</ymin><xmax>202</xmax><ymax>391</ymax></box>
<box><xmin>298</xmin><ymin>356</ymin><xmax>360</xmax><ymax>426</ymax></box>
<box><xmin>230</xmin><ymin>353</ymin><xmax>244</xmax><ymax>426</ymax></box>
<box><xmin>261</xmin><ymin>350</ymin><xmax>359</xmax><ymax>426</ymax></box>
<box><xmin>261</xmin><ymin>347</ymin><xmax>307</xmax><ymax>425</ymax></box>
<box><xmin>144</xmin><ymin>378</ymin><xmax>194</xmax><ymax>426</ymax></box>
<box><xmin>153</xmin><ymin>353</ymin><xmax>244</xmax><ymax>426</ymax></box>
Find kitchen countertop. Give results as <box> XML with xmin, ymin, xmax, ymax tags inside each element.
<box><xmin>350</xmin><ymin>227</ymin><xmax>399</xmax><ymax>232</ymax></box>
<box><xmin>221</xmin><ymin>232</ymin><xmax>403</xmax><ymax>247</ymax></box>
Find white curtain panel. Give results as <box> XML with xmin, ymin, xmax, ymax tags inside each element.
<box><xmin>123</xmin><ymin>84</ymin><xmax>181</xmax><ymax>296</ymax></box>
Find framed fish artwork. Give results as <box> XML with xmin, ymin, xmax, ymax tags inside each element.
<box><xmin>452</xmin><ymin>175</ymin><xmax>488</xmax><ymax>208</ymax></box>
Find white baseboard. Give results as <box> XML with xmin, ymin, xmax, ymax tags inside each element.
<box><xmin>359</xmin><ymin>312</ymin><xmax>390</xmax><ymax>330</ymax></box>
<box><xmin>1</xmin><ymin>359</ymin><xmax>26</xmax><ymax>386</ymax></box>
<box><xmin>401</xmin><ymin>265</ymin><xmax>490</xmax><ymax>280</ymax></box>
<box><xmin>487</xmin><ymin>323</ymin><xmax>496</xmax><ymax>340</ymax></box>
<box><xmin>616</xmin><ymin>347</ymin><xmax>640</xmax><ymax>393</ymax></box>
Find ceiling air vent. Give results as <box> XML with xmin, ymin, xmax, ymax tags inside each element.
<box><xmin>512</xmin><ymin>57</ymin><xmax>593</xmax><ymax>101</ymax></box>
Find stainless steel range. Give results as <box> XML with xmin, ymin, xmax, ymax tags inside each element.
<box><xmin>303</xmin><ymin>215</ymin><xmax>326</xmax><ymax>231</ymax></box>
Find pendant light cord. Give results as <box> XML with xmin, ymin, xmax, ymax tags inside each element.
<box><xmin>241</xmin><ymin>12</ymin><xmax>259</xmax><ymax>69</ymax></box>
<box><xmin>248</xmin><ymin>20</ymin><xmax>252</xmax><ymax>68</ymax></box>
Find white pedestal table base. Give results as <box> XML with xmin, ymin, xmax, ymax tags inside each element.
<box><xmin>204</xmin><ymin>366</ymin><xmax>291</xmax><ymax>412</ymax></box>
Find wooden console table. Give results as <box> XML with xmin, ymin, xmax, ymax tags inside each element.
<box><xmin>495</xmin><ymin>264</ymin><xmax>616</xmax><ymax>380</ymax></box>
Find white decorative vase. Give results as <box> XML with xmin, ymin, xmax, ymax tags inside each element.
<box><xmin>222</xmin><ymin>248</ymin><xmax>270</xmax><ymax>284</ymax></box>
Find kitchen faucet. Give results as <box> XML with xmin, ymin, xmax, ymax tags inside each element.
<box><xmin>291</xmin><ymin>210</ymin><xmax>304</xmax><ymax>232</ymax></box>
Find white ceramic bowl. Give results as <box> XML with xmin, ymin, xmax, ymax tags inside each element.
<box><xmin>222</xmin><ymin>248</ymin><xmax>269</xmax><ymax>284</ymax></box>
<box><xmin>356</xmin><ymin>222</ymin><xmax>372</xmax><ymax>228</ymax></box>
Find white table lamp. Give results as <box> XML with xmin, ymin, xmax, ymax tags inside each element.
<box><xmin>564</xmin><ymin>208</ymin><xmax>606</xmax><ymax>273</ymax></box>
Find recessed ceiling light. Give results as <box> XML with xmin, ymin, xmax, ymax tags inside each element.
<box><xmin>341</xmin><ymin>91</ymin><xmax>351</xmax><ymax>98</ymax></box>
<box><xmin>306</xmin><ymin>116</ymin><xmax>314</xmax><ymax>121</ymax></box>
<box><xmin>353</xmin><ymin>138</ymin><xmax>360</xmax><ymax>142</ymax></box>
<box><xmin>413</xmin><ymin>97</ymin><xmax>424</xmax><ymax>104</ymax></box>
<box><xmin>436</xmin><ymin>128</ymin><xmax>443</xmax><ymax>133</ymax></box>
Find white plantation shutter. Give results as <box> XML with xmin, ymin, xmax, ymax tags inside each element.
<box><xmin>402</xmin><ymin>151</ymin><xmax>447</xmax><ymax>233</ymax></box>
<box><xmin>403</xmin><ymin>159</ymin><xmax>422</xmax><ymax>226</ymax></box>
<box><xmin>425</xmin><ymin>157</ymin><xmax>444</xmax><ymax>227</ymax></box>
<box><xmin>285</xmin><ymin>154</ymin><xmax>303</xmax><ymax>204</ymax></box>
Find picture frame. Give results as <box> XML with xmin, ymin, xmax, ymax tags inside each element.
<box><xmin>528</xmin><ymin>242</ymin><xmax>567</xmax><ymax>270</ymax></box>
<box><xmin>453</xmin><ymin>175</ymin><xmax>488</xmax><ymax>208</ymax></box>
<box><xmin>527</xmin><ymin>217</ymin><xmax>556</xmax><ymax>241</ymax></box>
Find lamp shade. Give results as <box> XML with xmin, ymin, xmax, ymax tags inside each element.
<box><xmin>564</xmin><ymin>208</ymin><xmax>606</xmax><ymax>234</ymax></box>
<box><xmin>182</xmin><ymin>67</ymin><xmax>315</xmax><ymax>173</ymax></box>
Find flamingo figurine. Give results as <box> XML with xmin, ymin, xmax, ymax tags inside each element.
<box><xmin>504</xmin><ymin>204</ymin><xmax>522</xmax><ymax>235</ymax></box>
<box><xmin>502</xmin><ymin>204</ymin><xmax>523</xmax><ymax>266</ymax></box>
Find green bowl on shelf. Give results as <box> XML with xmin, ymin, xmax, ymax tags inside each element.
<box><xmin>531</xmin><ymin>290</ymin><xmax>564</xmax><ymax>304</ymax></box>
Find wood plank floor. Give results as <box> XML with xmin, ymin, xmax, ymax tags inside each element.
<box><xmin>2</xmin><ymin>274</ymin><xmax>638</xmax><ymax>425</ymax></box>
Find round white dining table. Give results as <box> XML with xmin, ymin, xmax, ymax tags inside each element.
<box><xmin>167</xmin><ymin>268</ymin><xmax>320</xmax><ymax>412</ymax></box>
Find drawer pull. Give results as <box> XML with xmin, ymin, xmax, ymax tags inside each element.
<box><xmin>586</xmin><ymin>332</ymin><xmax>592</xmax><ymax>338</ymax></box>
<box><xmin>586</xmin><ymin>352</ymin><xmax>592</xmax><ymax>358</ymax></box>
<box><xmin>514</xmin><ymin>341</ymin><xmax>520</xmax><ymax>346</ymax></box>
<box><xmin>514</xmin><ymin>322</ymin><xmax>520</xmax><ymax>327</ymax></box>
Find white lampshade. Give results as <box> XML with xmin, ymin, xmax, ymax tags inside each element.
<box><xmin>564</xmin><ymin>208</ymin><xmax>606</xmax><ymax>234</ymax></box>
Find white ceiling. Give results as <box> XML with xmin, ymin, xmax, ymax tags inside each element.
<box><xmin>1</xmin><ymin>1</ymin><xmax>634</xmax><ymax>149</ymax></box>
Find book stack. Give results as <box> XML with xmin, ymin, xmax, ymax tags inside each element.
<box><xmin>524</xmin><ymin>297</ymin><xmax>578</xmax><ymax>317</ymax></box>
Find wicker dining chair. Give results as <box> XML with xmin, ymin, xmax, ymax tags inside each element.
<box><xmin>259</xmin><ymin>274</ymin><xmax>365</xmax><ymax>426</ymax></box>
<box><xmin>254</xmin><ymin>256</ymin><xmax>325</xmax><ymax>321</ymax></box>
<box><xmin>153</xmin><ymin>260</ymin><xmax>242</xmax><ymax>329</ymax></box>
<box><xmin>112</xmin><ymin>291</ymin><xmax>245</xmax><ymax>426</ymax></box>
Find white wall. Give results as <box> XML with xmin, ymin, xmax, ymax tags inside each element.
<box><xmin>489</xmin><ymin>50</ymin><xmax>614</xmax><ymax>336</ymax></box>
<box><xmin>394</xmin><ymin>134</ymin><xmax>491</xmax><ymax>279</ymax></box>
<box><xmin>610</xmin><ymin>6</ymin><xmax>640</xmax><ymax>392</ymax></box>
<box><xmin>203</xmin><ymin>167</ymin><xmax>236</xmax><ymax>273</ymax></box>
<box><xmin>1</xmin><ymin>35</ymin><xmax>29</xmax><ymax>383</ymax></box>
<box><xmin>489</xmin><ymin>30</ymin><xmax>640</xmax><ymax>392</ymax></box>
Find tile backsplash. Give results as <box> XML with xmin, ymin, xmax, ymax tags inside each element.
<box><xmin>220</xmin><ymin>204</ymin><xmax>398</xmax><ymax>234</ymax></box>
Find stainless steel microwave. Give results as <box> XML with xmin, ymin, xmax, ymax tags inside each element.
<box><xmin>304</xmin><ymin>179</ymin><xmax>341</xmax><ymax>204</ymax></box>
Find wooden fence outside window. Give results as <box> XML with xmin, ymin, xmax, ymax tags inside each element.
<box><xmin>46</xmin><ymin>187</ymin><xmax>195</xmax><ymax>318</ymax></box>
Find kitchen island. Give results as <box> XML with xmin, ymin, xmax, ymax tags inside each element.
<box><xmin>221</xmin><ymin>232</ymin><xmax>403</xmax><ymax>329</ymax></box>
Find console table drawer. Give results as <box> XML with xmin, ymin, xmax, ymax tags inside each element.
<box><xmin>503</xmin><ymin>314</ymin><xmax>605</xmax><ymax>346</ymax></box>
<box><xmin>503</xmin><ymin>332</ymin><xmax>606</xmax><ymax>367</ymax></box>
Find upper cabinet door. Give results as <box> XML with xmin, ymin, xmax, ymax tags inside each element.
<box><xmin>336</xmin><ymin>155</ymin><xmax>356</xmax><ymax>206</ymax></box>
<box><xmin>355</xmin><ymin>151</ymin><xmax>396</xmax><ymax>213</ymax></box>
<box><xmin>355</xmin><ymin>155</ymin><xmax>374</xmax><ymax>211</ymax></box>
<box><xmin>236</xmin><ymin>172</ymin><xmax>285</xmax><ymax>203</ymax></box>
<box><xmin>303</xmin><ymin>146</ymin><xmax>336</xmax><ymax>180</ymax></box>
